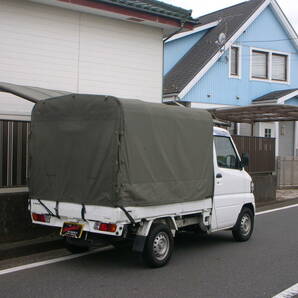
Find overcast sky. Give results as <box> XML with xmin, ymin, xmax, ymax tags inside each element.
<box><xmin>161</xmin><ymin>0</ymin><xmax>298</xmax><ymax>31</ymax></box>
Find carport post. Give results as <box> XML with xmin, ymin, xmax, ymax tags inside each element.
<box><xmin>275</xmin><ymin>122</ymin><xmax>279</xmax><ymax>156</ymax></box>
<box><xmin>294</xmin><ymin>121</ymin><xmax>298</xmax><ymax>157</ymax></box>
<box><xmin>251</xmin><ymin>122</ymin><xmax>254</xmax><ymax>137</ymax></box>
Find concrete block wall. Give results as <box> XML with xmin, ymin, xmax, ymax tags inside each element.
<box><xmin>276</xmin><ymin>156</ymin><xmax>298</xmax><ymax>188</ymax></box>
<box><xmin>0</xmin><ymin>192</ymin><xmax>53</xmax><ymax>243</ymax></box>
<box><xmin>251</xmin><ymin>173</ymin><xmax>277</xmax><ymax>203</ymax></box>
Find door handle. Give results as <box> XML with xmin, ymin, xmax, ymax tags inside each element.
<box><xmin>216</xmin><ymin>173</ymin><xmax>222</xmax><ymax>179</ymax></box>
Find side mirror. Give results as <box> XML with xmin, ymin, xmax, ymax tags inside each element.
<box><xmin>240</xmin><ymin>152</ymin><xmax>249</xmax><ymax>168</ymax></box>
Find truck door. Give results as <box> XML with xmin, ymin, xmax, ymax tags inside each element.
<box><xmin>213</xmin><ymin>135</ymin><xmax>246</xmax><ymax>229</ymax></box>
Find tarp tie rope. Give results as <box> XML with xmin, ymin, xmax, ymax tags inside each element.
<box><xmin>81</xmin><ymin>204</ymin><xmax>86</xmax><ymax>221</ymax></box>
<box><xmin>38</xmin><ymin>199</ymin><xmax>56</xmax><ymax>217</ymax></box>
<box><xmin>119</xmin><ymin>206</ymin><xmax>136</xmax><ymax>225</ymax></box>
<box><xmin>55</xmin><ymin>201</ymin><xmax>60</xmax><ymax>219</ymax></box>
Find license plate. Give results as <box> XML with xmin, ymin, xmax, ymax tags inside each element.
<box><xmin>60</xmin><ymin>222</ymin><xmax>84</xmax><ymax>238</ymax></box>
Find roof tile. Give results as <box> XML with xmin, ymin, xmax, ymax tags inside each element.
<box><xmin>95</xmin><ymin>0</ymin><xmax>194</xmax><ymax>21</ymax></box>
<box><xmin>253</xmin><ymin>89</ymin><xmax>298</xmax><ymax>102</ymax></box>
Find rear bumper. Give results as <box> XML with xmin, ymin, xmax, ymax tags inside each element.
<box><xmin>30</xmin><ymin>211</ymin><xmax>125</xmax><ymax>238</ymax></box>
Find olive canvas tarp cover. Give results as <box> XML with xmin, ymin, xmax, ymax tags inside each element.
<box><xmin>29</xmin><ymin>94</ymin><xmax>214</xmax><ymax>207</ymax></box>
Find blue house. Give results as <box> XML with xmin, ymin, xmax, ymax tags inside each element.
<box><xmin>163</xmin><ymin>0</ymin><xmax>298</xmax><ymax>157</ymax></box>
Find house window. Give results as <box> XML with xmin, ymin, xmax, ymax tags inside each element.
<box><xmin>251</xmin><ymin>48</ymin><xmax>289</xmax><ymax>83</ymax></box>
<box><xmin>230</xmin><ymin>46</ymin><xmax>240</xmax><ymax>77</ymax></box>
<box><xmin>264</xmin><ymin>128</ymin><xmax>272</xmax><ymax>138</ymax></box>
<box><xmin>272</xmin><ymin>53</ymin><xmax>287</xmax><ymax>81</ymax></box>
<box><xmin>252</xmin><ymin>50</ymin><xmax>269</xmax><ymax>79</ymax></box>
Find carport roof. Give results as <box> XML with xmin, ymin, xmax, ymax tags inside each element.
<box><xmin>210</xmin><ymin>104</ymin><xmax>298</xmax><ymax>123</ymax></box>
<box><xmin>2</xmin><ymin>82</ymin><xmax>298</xmax><ymax>124</ymax></box>
<box><xmin>0</xmin><ymin>82</ymin><xmax>71</xmax><ymax>103</ymax></box>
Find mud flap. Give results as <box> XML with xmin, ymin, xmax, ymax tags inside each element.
<box><xmin>132</xmin><ymin>235</ymin><xmax>147</xmax><ymax>253</ymax></box>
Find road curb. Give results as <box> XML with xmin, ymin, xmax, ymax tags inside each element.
<box><xmin>0</xmin><ymin>235</ymin><xmax>64</xmax><ymax>261</ymax></box>
<box><xmin>256</xmin><ymin>197</ymin><xmax>298</xmax><ymax>212</ymax></box>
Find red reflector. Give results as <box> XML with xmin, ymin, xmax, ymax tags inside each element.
<box><xmin>32</xmin><ymin>213</ymin><xmax>49</xmax><ymax>223</ymax></box>
<box><xmin>99</xmin><ymin>223</ymin><xmax>117</xmax><ymax>233</ymax></box>
<box><xmin>99</xmin><ymin>223</ymin><xmax>108</xmax><ymax>231</ymax></box>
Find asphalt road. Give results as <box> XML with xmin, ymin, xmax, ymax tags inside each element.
<box><xmin>0</xmin><ymin>206</ymin><xmax>298</xmax><ymax>298</ymax></box>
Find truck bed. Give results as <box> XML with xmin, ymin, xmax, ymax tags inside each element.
<box><xmin>30</xmin><ymin>198</ymin><xmax>213</xmax><ymax>233</ymax></box>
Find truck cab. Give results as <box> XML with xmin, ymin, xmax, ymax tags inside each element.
<box><xmin>212</xmin><ymin>127</ymin><xmax>254</xmax><ymax>231</ymax></box>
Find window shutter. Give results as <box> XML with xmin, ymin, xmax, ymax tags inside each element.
<box><xmin>252</xmin><ymin>51</ymin><xmax>268</xmax><ymax>79</ymax></box>
<box><xmin>272</xmin><ymin>54</ymin><xmax>287</xmax><ymax>81</ymax></box>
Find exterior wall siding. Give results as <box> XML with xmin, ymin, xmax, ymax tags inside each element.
<box><xmin>164</xmin><ymin>30</ymin><xmax>207</xmax><ymax>75</ymax></box>
<box><xmin>0</xmin><ymin>0</ymin><xmax>163</xmax><ymax>117</ymax></box>
<box><xmin>180</xmin><ymin>6</ymin><xmax>298</xmax><ymax>106</ymax></box>
<box><xmin>78</xmin><ymin>13</ymin><xmax>163</xmax><ymax>101</ymax></box>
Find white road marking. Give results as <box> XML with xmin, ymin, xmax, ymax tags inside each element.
<box><xmin>1</xmin><ymin>203</ymin><xmax>298</xmax><ymax>276</ymax></box>
<box><xmin>0</xmin><ymin>246</ymin><xmax>113</xmax><ymax>276</ymax></box>
<box><xmin>272</xmin><ymin>283</ymin><xmax>298</xmax><ymax>298</ymax></box>
<box><xmin>256</xmin><ymin>203</ymin><xmax>298</xmax><ymax>215</ymax></box>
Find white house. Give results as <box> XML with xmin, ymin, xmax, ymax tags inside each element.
<box><xmin>0</xmin><ymin>0</ymin><xmax>195</xmax><ymax>120</ymax></box>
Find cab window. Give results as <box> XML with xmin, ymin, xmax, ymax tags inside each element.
<box><xmin>214</xmin><ymin>136</ymin><xmax>240</xmax><ymax>169</ymax></box>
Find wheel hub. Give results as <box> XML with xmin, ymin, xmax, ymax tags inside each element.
<box><xmin>240</xmin><ymin>214</ymin><xmax>251</xmax><ymax>236</ymax></box>
<box><xmin>153</xmin><ymin>232</ymin><xmax>170</xmax><ymax>261</ymax></box>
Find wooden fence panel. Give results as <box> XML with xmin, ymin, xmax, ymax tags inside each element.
<box><xmin>0</xmin><ymin>120</ymin><xmax>30</xmax><ymax>188</ymax></box>
<box><xmin>232</xmin><ymin>135</ymin><xmax>275</xmax><ymax>174</ymax></box>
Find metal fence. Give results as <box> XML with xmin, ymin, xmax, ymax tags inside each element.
<box><xmin>0</xmin><ymin>120</ymin><xmax>30</xmax><ymax>188</ymax></box>
<box><xmin>232</xmin><ymin>135</ymin><xmax>275</xmax><ymax>174</ymax></box>
<box><xmin>276</xmin><ymin>156</ymin><xmax>298</xmax><ymax>188</ymax></box>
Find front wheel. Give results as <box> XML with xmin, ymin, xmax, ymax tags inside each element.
<box><xmin>142</xmin><ymin>223</ymin><xmax>174</xmax><ymax>268</ymax></box>
<box><xmin>232</xmin><ymin>207</ymin><xmax>254</xmax><ymax>242</ymax></box>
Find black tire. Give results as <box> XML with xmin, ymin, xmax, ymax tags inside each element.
<box><xmin>232</xmin><ymin>207</ymin><xmax>254</xmax><ymax>242</ymax></box>
<box><xmin>142</xmin><ymin>223</ymin><xmax>174</xmax><ymax>268</ymax></box>
<box><xmin>64</xmin><ymin>238</ymin><xmax>90</xmax><ymax>254</ymax></box>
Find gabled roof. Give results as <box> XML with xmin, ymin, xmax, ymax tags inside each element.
<box><xmin>164</xmin><ymin>0</ymin><xmax>269</xmax><ymax>97</ymax></box>
<box><xmin>253</xmin><ymin>89</ymin><xmax>298</xmax><ymax>103</ymax></box>
<box><xmin>96</xmin><ymin>0</ymin><xmax>194</xmax><ymax>22</ymax></box>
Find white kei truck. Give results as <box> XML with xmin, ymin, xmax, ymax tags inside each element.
<box><xmin>29</xmin><ymin>94</ymin><xmax>255</xmax><ymax>267</ymax></box>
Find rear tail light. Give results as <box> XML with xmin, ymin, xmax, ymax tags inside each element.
<box><xmin>32</xmin><ymin>213</ymin><xmax>50</xmax><ymax>223</ymax></box>
<box><xmin>94</xmin><ymin>222</ymin><xmax>117</xmax><ymax>233</ymax></box>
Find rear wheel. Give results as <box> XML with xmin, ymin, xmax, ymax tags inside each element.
<box><xmin>232</xmin><ymin>207</ymin><xmax>254</xmax><ymax>242</ymax></box>
<box><xmin>142</xmin><ymin>223</ymin><xmax>174</xmax><ymax>268</ymax></box>
<box><xmin>64</xmin><ymin>237</ymin><xmax>90</xmax><ymax>254</ymax></box>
